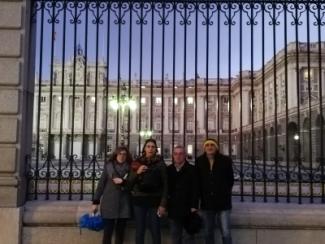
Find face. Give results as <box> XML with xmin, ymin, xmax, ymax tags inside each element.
<box><xmin>204</xmin><ymin>142</ymin><xmax>218</xmax><ymax>156</ymax></box>
<box><xmin>116</xmin><ymin>150</ymin><xmax>127</xmax><ymax>164</ymax></box>
<box><xmin>173</xmin><ymin>148</ymin><xmax>186</xmax><ymax>165</ymax></box>
<box><xmin>144</xmin><ymin>142</ymin><xmax>156</xmax><ymax>158</ymax></box>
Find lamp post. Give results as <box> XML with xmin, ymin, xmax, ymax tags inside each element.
<box><xmin>293</xmin><ymin>133</ymin><xmax>300</xmax><ymax>161</ymax></box>
<box><xmin>109</xmin><ymin>83</ymin><xmax>136</xmax><ymax>145</ymax></box>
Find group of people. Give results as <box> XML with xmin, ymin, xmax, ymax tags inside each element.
<box><xmin>92</xmin><ymin>138</ymin><xmax>234</xmax><ymax>244</ymax></box>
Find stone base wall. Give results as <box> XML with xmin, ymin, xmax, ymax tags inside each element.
<box><xmin>0</xmin><ymin>207</ymin><xmax>22</xmax><ymax>244</ymax></box>
<box><xmin>23</xmin><ymin>201</ymin><xmax>325</xmax><ymax>244</ymax></box>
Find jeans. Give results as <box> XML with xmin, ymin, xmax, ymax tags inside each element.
<box><xmin>170</xmin><ymin>218</ymin><xmax>196</xmax><ymax>244</ymax></box>
<box><xmin>133</xmin><ymin>205</ymin><xmax>161</xmax><ymax>244</ymax></box>
<box><xmin>202</xmin><ymin>210</ymin><xmax>232</xmax><ymax>244</ymax></box>
<box><xmin>102</xmin><ymin>218</ymin><xmax>127</xmax><ymax>244</ymax></box>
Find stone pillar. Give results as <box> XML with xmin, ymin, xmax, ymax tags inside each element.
<box><xmin>0</xmin><ymin>1</ymin><xmax>32</xmax><ymax>243</ymax></box>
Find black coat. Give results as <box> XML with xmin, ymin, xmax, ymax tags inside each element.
<box><xmin>167</xmin><ymin>162</ymin><xmax>198</xmax><ymax>219</ymax></box>
<box><xmin>129</xmin><ymin>155</ymin><xmax>168</xmax><ymax>208</ymax></box>
<box><xmin>195</xmin><ymin>152</ymin><xmax>234</xmax><ymax>211</ymax></box>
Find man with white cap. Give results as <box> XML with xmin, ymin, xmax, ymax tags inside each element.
<box><xmin>195</xmin><ymin>138</ymin><xmax>234</xmax><ymax>244</ymax></box>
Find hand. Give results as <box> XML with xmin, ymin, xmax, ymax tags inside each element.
<box><xmin>112</xmin><ymin>177</ymin><xmax>123</xmax><ymax>185</ymax></box>
<box><xmin>91</xmin><ymin>204</ymin><xmax>99</xmax><ymax>214</ymax></box>
<box><xmin>157</xmin><ymin>206</ymin><xmax>166</xmax><ymax>218</ymax></box>
<box><xmin>137</xmin><ymin>165</ymin><xmax>148</xmax><ymax>175</ymax></box>
<box><xmin>190</xmin><ymin>208</ymin><xmax>198</xmax><ymax>213</ymax></box>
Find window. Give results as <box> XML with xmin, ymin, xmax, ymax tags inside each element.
<box><xmin>187</xmin><ymin>144</ymin><xmax>193</xmax><ymax>155</ymax></box>
<box><xmin>154</xmin><ymin>122</ymin><xmax>161</xmax><ymax>131</ymax></box>
<box><xmin>187</xmin><ymin>121</ymin><xmax>193</xmax><ymax>131</ymax></box>
<box><xmin>108</xmin><ymin>119</ymin><xmax>115</xmax><ymax>131</ymax></box>
<box><xmin>187</xmin><ymin>97</ymin><xmax>193</xmax><ymax>105</ymax></box>
<box><xmin>304</xmin><ymin>68</ymin><xmax>314</xmax><ymax>81</ymax></box>
<box><xmin>41</xmin><ymin>96</ymin><xmax>46</xmax><ymax>103</ymax></box>
<box><xmin>208</xmin><ymin>96</ymin><xmax>214</xmax><ymax>106</ymax></box>
<box><xmin>155</xmin><ymin>97</ymin><xmax>162</xmax><ymax>105</ymax></box>
<box><xmin>141</xmin><ymin>97</ymin><xmax>146</xmax><ymax>104</ymax></box>
<box><xmin>208</xmin><ymin>119</ymin><xmax>216</xmax><ymax>131</ymax></box>
<box><xmin>174</xmin><ymin>97</ymin><xmax>178</xmax><ymax>105</ymax></box>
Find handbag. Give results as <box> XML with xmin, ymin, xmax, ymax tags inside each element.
<box><xmin>183</xmin><ymin>212</ymin><xmax>203</xmax><ymax>235</ymax></box>
<box><xmin>79</xmin><ymin>213</ymin><xmax>104</xmax><ymax>232</ymax></box>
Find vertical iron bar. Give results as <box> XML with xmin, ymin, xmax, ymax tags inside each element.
<box><xmin>34</xmin><ymin>1</ymin><xmax>45</xmax><ymax>200</ymax></box>
<box><xmin>194</xmin><ymin>3</ymin><xmax>198</xmax><ymax>159</ymax></box>
<box><xmin>150</xmin><ymin>3</ymin><xmax>154</xmax><ymax>135</ymax></box>
<box><xmin>172</xmin><ymin>3</ymin><xmax>176</xmax><ymax>150</ymax></box>
<box><xmin>161</xmin><ymin>4</ymin><xmax>166</xmax><ymax>156</ymax></box>
<box><xmin>183</xmin><ymin>4</ymin><xmax>187</xmax><ymax>147</ymax></box>
<box><xmin>261</xmin><ymin>3</ymin><xmax>267</xmax><ymax>202</ymax></box>
<box><xmin>80</xmin><ymin>1</ymin><xmax>89</xmax><ymax>200</ymax></box>
<box><xmin>105</xmin><ymin>3</ymin><xmax>111</xmax><ymax>160</ymax></box>
<box><xmin>46</xmin><ymin>2</ymin><xmax>56</xmax><ymax>200</ymax></box>
<box><xmin>127</xmin><ymin>3</ymin><xmax>133</xmax><ymax>148</ymax></box>
<box><xmin>294</xmin><ymin>3</ymin><xmax>302</xmax><ymax>204</ymax></box>
<box><xmin>68</xmin><ymin>3</ymin><xmax>78</xmax><ymax>200</ymax></box>
<box><xmin>239</xmin><ymin>3</ymin><xmax>244</xmax><ymax>202</ymax></box>
<box><xmin>58</xmin><ymin>1</ymin><xmax>67</xmax><ymax>200</ymax></box>
<box><xmin>250</xmin><ymin>3</ymin><xmax>256</xmax><ymax>202</ymax></box>
<box><xmin>228</xmin><ymin>3</ymin><xmax>232</xmax><ymax>158</ymax></box>
<box><xmin>205</xmin><ymin>3</ymin><xmax>209</xmax><ymax>139</ymax></box>
<box><xmin>306</xmin><ymin>3</ymin><xmax>314</xmax><ymax>203</ymax></box>
<box><xmin>138</xmin><ymin>4</ymin><xmax>144</xmax><ymax>154</ymax></box>
<box><xmin>272</xmin><ymin>4</ymin><xmax>279</xmax><ymax>203</ymax></box>
<box><xmin>316</xmin><ymin>1</ymin><xmax>324</xmax><ymax>203</ymax></box>
<box><xmin>116</xmin><ymin>3</ymin><xmax>122</xmax><ymax>146</ymax></box>
<box><xmin>284</xmin><ymin>3</ymin><xmax>290</xmax><ymax>203</ymax></box>
<box><xmin>217</xmin><ymin>4</ymin><xmax>220</xmax><ymax>148</ymax></box>
<box><xmin>91</xmin><ymin>3</ymin><xmax>100</xmax><ymax>198</ymax></box>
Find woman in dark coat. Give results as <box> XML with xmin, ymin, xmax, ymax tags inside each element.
<box><xmin>128</xmin><ymin>138</ymin><xmax>168</xmax><ymax>244</ymax></box>
<box><xmin>92</xmin><ymin>146</ymin><xmax>133</xmax><ymax>244</ymax></box>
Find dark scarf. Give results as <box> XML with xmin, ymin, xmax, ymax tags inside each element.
<box><xmin>110</xmin><ymin>160</ymin><xmax>129</xmax><ymax>178</ymax></box>
<box><xmin>138</xmin><ymin>155</ymin><xmax>162</xmax><ymax>166</ymax></box>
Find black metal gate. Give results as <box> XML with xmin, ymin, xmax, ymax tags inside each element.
<box><xmin>28</xmin><ymin>0</ymin><xmax>325</xmax><ymax>203</ymax></box>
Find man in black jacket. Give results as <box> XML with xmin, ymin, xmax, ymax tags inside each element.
<box><xmin>167</xmin><ymin>145</ymin><xmax>199</xmax><ymax>244</ymax></box>
<box><xmin>195</xmin><ymin>138</ymin><xmax>234</xmax><ymax>244</ymax></box>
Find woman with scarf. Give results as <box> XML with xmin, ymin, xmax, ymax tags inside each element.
<box><xmin>92</xmin><ymin>146</ymin><xmax>133</xmax><ymax>244</ymax></box>
<box><xmin>129</xmin><ymin>138</ymin><xmax>168</xmax><ymax>244</ymax></box>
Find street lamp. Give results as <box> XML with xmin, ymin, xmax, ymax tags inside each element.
<box><xmin>293</xmin><ymin>134</ymin><xmax>299</xmax><ymax>141</ymax></box>
<box><xmin>109</xmin><ymin>83</ymin><xmax>136</xmax><ymax>145</ymax></box>
<box><xmin>139</xmin><ymin>129</ymin><xmax>153</xmax><ymax>138</ymax></box>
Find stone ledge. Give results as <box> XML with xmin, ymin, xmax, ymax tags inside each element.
<box><xmin>23</xmin><ymin>201</ymin><xmax>325</xmax><ymax>229</ymax></box>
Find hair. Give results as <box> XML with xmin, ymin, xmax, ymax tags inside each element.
<box><xmin>109</xmin><ymin>145</ymin><xmax>133</xmax><ymax>164</ymax></box>
<box><xmin>203</xmin><ymin>138</ymin><xmax>219</xmax><ymax>151</ymax></box>
<box><xmin>173</xmin><ymin>145</ymin><xmax>185</xmax><ymax>153</ymax></box>
<box><xmin>141</xmin><ymin>138</ymin><xmax>158</xmax><ymax>156</ymax></box>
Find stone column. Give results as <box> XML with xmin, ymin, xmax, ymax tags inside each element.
<box><xmin>0</xmin><ymin>1</ymin><xmax>31</xmax><ymax>243</ymax></box>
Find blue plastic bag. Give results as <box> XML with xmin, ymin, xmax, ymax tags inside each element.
<box><xmin>79</xmin><ymin>213</ymin><xmax>104</xmax><ymax>231</ymax></box>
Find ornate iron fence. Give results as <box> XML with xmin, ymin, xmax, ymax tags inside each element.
<box><xmin>28</xmin><ymin>0</ymin><xmax>325</xmax><ymax>203</ymax></box>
